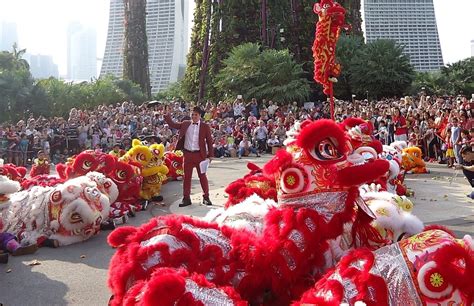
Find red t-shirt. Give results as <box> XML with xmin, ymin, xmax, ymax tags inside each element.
<box><xmin>393</xmin><ymin>116</ymin><xmax>407</xmax><ymax>136</ymax></box>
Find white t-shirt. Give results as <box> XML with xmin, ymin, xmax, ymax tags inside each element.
<box><xmin>233</xmin><ymin>104</ymin><xmax>245</xmax><ymax>116</ymax></box>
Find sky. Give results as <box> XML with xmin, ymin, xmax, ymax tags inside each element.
<box><xmin>0</xmin><ymin>0</ymin><xmax>472</xmax><ymax>77</ymax></box>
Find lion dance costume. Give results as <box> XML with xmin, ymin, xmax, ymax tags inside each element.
<box><xmin>1</xmin><ymin>172</ymin><xmax>118</xmax><ymax>246</ymax></box>
<box><xmin>106</xmin><ymin>0</ymin><xmax>472</xmax><ymax>303</ymax></box>
<box><xmin>313</xmin><ymin>0</ymin><xmax>349</xmax><ymax>119</ymax></box>
<box><xmin>122</xmin><ymin>140</ymin><xmax>169</xmax><ymax>201</ymax></box>
<box><xmin>107</xmin><ymin>118</ymin><xmax>473</xmax><ymax>305</ymax></box>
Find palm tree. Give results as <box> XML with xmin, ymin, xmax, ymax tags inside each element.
<box><xmin>11</xmin><ymin>42</ymin><xmax>29</xmax><ymax>70</ymax></box>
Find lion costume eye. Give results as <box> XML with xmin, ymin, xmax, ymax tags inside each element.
<box><xmin>137</xmin><ymin>153</ymin><xmax>146</xmax><ymax>161</ymax></box>
<box><xmin>309</xmin><ymin>138</ymin><xmax>343</xmax><ymax>162</ymax></box>
<box><xmin>83</xmin><ymin>160</ymin><xmax>93</xmax><ymax>170</ymax></box>
<box><xmin>50</xmin><ymin>190</ymin><xmax>63</xmax><ymax>204</ymax></box>
<box><xmin>116</xmin><ymin>170</ymin><xmax>126</xmax><ymax>180</ymax></box>
<box><xmin>85</xmin><ymin>187</ymin><xmax>101</xmax><ymax>202</ymax></box>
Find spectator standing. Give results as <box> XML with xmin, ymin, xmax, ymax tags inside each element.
<box><xmin>253</xmin><ymin>120</ymin><xmax>268</xmax><ymax>153</ymax></box>
<box><xmin>393</xmin><ymin>108</ymin><xmax>408</xmax><ymax>142</ymax></box>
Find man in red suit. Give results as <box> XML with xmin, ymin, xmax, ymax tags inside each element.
<box><xmin>165</xmin><ymin>106</ymin><xmax>214</xmax><ymax>207</ymax></box>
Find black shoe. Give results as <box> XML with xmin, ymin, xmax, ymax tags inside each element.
<box><xmin>100</xmin><ymin>220</ymin><xmax>116</xmax><ymax>231</ymax></box>
<box><xmin>0</xmin><ymin>252</ymin><xmax>8</xmax><ymax>264</ymax></box>
<box><xmin>203</xmin><ymin>196</ymin><xmax>213</xmax><ymax>206</ymax></box>
<box><xmin>152</xmin><ymin>195</ymin><xmax>163</xmax><ymax>202</ymax></box>
<box><xmin>179</xmin><ymin>197</ymin><xmax>192</xmax><ymax>207</ymax></box>
<box><xmin>43</xmin><ymin>238</ymin><xmax>59</xmax><ymax>248</ymax></box>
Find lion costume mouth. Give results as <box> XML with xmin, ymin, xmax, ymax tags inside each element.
<box><xmin>70</xmin><ymin>212</ymin><xmax>83</xmax><ymax>224</ymax></box>
<box><xmin>0</xmin><ymin>193</ymin><xmax>9</xmax><ymax>202</ymax></box>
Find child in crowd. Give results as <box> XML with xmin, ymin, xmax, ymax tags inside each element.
<box><xmin>109</xmin><ymin>144</ymin><xmax>125</xmax><ymax>158</ymax></box>
<box><xmin>18</xmin><ymin>134</ymin><xmax>29</xmax><ymax>166</ymax></box>
<box><xmin>408</xmin><ymin>133</ymin><xmax>418</xmax><ymax>147</ymax></box>
<box><xmin>445</xmin><ymin>129</ymin><xmax>455</xmax><ymax>168</ymax></box>
<box><xmin>30</xmin><ymin>150</ymin><xmax>51</xmax><ymax>177</ymax></box>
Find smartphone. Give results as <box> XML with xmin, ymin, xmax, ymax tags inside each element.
<box><xmin>237</xmin><ymin>95</ymin><xmax>243</xmax><ymax>99</ymax></box>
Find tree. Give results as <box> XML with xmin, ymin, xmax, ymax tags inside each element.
<box><xmin>155</xmin><ymin>81</ymin><xmax>186</xmax><ymax>101</ymax></box>
<box><xmin>410</xmin><ymin>71</ymin><xmax>448</xmax><ymax>96</ymax></box>
<box><xmin>349</xmin><ymin>39</ymin><xmax>415</xmax><ymax>99</ymax></box>
<box><xmin>198</xmin><ymin>0</ymin><xmax>213</xmax><ymax>102</ymax></box>
<box><xmin>333</xmin><ymin>34</ymin><xmax>364</xmax><ymax>99</ymax></box>
<box><xmin>215</xmin><ymin>43</ymin><xmax>310</xmax><ymax>102</ymax></box>
<box><xmin>182</xmin><ymin>0</ymin><xmax>205</xmax><ymax>102</ymax></box>
<box><xmin>440</xmin><ymin>57</ymin><xmax>474</xmax><ymax>95</ymax></box>
<box><xmin>0</xmin><ymin>47</ymin><xmax>35</xmax><ymax>122</ymax></box>
<box><xmin>340</xmin><ymin>0</ymin><xmax>363</xmax><ymax>37</ymax></box>
<box><xmin>123</xmin><ymin>0</ymin><xmax>151</xmax><ymax>99</ymax></box>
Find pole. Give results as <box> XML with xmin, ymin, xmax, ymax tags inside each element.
<box><xmin>329</xmin><ymin>83</ymin><xmax>335</xmax><ymax>121</ymax></box>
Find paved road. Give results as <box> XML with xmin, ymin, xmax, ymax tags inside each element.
<box><xmin>1</xmin><ymin>157</ymin><xmax>473</xmax><ymax>306</ymax></box>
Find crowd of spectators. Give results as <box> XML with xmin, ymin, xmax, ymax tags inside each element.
<box><xmin>1</xmin><ymin>94</ymin><xmax>474</xmax><ymax>170</ymax></box>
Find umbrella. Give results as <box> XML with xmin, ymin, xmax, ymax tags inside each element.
<box><xmin>147</xmin><ymin>100</ymin><xmax>161</xmax><ymax>107</ymax></box>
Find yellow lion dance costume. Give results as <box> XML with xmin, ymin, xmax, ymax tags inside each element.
<box><xmin>122</xmin><ymin>140</ymin><xmax>169</xmax><ymax>200</ymax></box>
<box><xmin>402</xmin><ymin>146</ymin><xmax>428</xmax><ymax>174</ymax></box>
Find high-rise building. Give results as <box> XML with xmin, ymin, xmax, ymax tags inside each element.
<box><xmin>101</xmin><ymin>0</ymin><xmax>189</xmax><ymax>94</ymax></box>
<box><xmin>363</xmin><ymin>0</ymin><xmax>444</xmax><ymax>72</ymax></box>
<box><xmin>0</xmin><ymin>22</ymin><xmax>18</xmax><ymax>51</ymax></box>
<box><xmin>67</xmin><ymin>23</ymin><xmax>97</xmax><ymax>81</ymax></box>
<box><xmin>26</xmin><ymin>54</ymin><xmax>59</xmax><ymax>79</ymax></box>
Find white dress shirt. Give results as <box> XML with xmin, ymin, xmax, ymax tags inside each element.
<box><xmin>184</xmin><ymin>120</ymin><xmax>201</xmax><ymax>151</ymax></box>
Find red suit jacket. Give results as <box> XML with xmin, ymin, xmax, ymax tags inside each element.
<box><xmin>165</xmin><ymin>114</ymin><xmax>214</xmax><ymax>160</ymax></box>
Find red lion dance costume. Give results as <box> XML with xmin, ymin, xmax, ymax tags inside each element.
<box><xmin>313</xmin><ymin>0</ymin><xmax>349</xmax><ymax>120</ymax></box>
<box><xmin>107</xmin><ymin>119</ymin><xmax>390</xmax><ymax>305</ymax></box>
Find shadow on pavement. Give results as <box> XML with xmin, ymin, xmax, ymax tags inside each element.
<box><xmin>1</xmin><ymin>263</ymin><xmax>68</xmax><ymax>305</ymax></box>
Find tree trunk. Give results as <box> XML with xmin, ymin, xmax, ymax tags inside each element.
<box><xmin>261</xmin><ymin>0</ymin><xmax>268</xmax><ymax>46</ymax></box>
<box><xmin>198</xmin><ymin>0</ymin><xmax>213</xmax><ymax>103</ymax></box>
<box><xmin>290</xmin><ymin>0</ymin><xmax>302</xmax><ymax>60</ymax></box>
<box><xmin>123</xmin><ymin>0</ymin><xmax>151</xmax><ymax>99</ymax></box>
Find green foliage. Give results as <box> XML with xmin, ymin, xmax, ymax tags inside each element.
<box><xmin>123</xmin><ymin>0</ymin><xmax>151</xmax><ymax>98</ymax></box>
<box><xmin>440</xmin><ymin>57</ymin><xmax>474</xmax><ymax>95</ymax></box>
<box><xmin>0</xmin><ymin>48</ymin><xmax>147</xmax><ymax>123</ymax></box>
<box><xmin>154</xmin><ymin>81</ymin><xmax>186</xmax><ymax>101</ymax></box>
<box><xmin>215</xmin><ymin>43</ymin><xmax>310</xmax><ymax>103</ymax></box>
<box><xmin>349</xmin><ymin>39</ymin><xmax>415</xmax><ymax>99</ymax></box>
<box><xmin>410</xmin><ymin>71</ymin><xmax>448</xmax><ymax>96</ymax></box>
<box><xmin>333</xmin><ymin>34</ymin><xmax>364</xmax><ymax>98</ymax></box>
<box><xmin>182</xmin><ymin>0</ymin><xmax>205</xmax><ymax>102</ymax></box>
<box><xmin>411</xmin><ymin>57</ymin><xmax>474</xmax><ymax>96</ymax></box>
<box><xmin>0</xmin><ymin>46</ymin><xmax>35</xmax><ymax>122</ymax></box>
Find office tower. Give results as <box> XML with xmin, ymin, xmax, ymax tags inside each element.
<box><xmin>101</xmin><ymin>0</ymin><xmax>189</xmax><ymax>94</ymax></box>
<box><xmin>67</xmin><ymin>23</ymin><xmax>97</xmax><ymax>81</ymax></box>
<box><xmin>363</xmin><ymin>0</ymin><xmax>444</xmax><ymax>71</ymax></box>
<box><xmin>0</xmin><ymin>22</ymin><xmax>18</xmax><ymax>51</ymax></box>
<box><xmin>27</xmin><ymin>54</ymin><xmax>59</xmax><ymax>79</ymax></box>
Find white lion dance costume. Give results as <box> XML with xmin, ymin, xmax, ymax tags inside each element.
<box><xmin>1</xmin><ymin>172</ymin><xmax>118</xmax><ymax>246</ymax></box>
